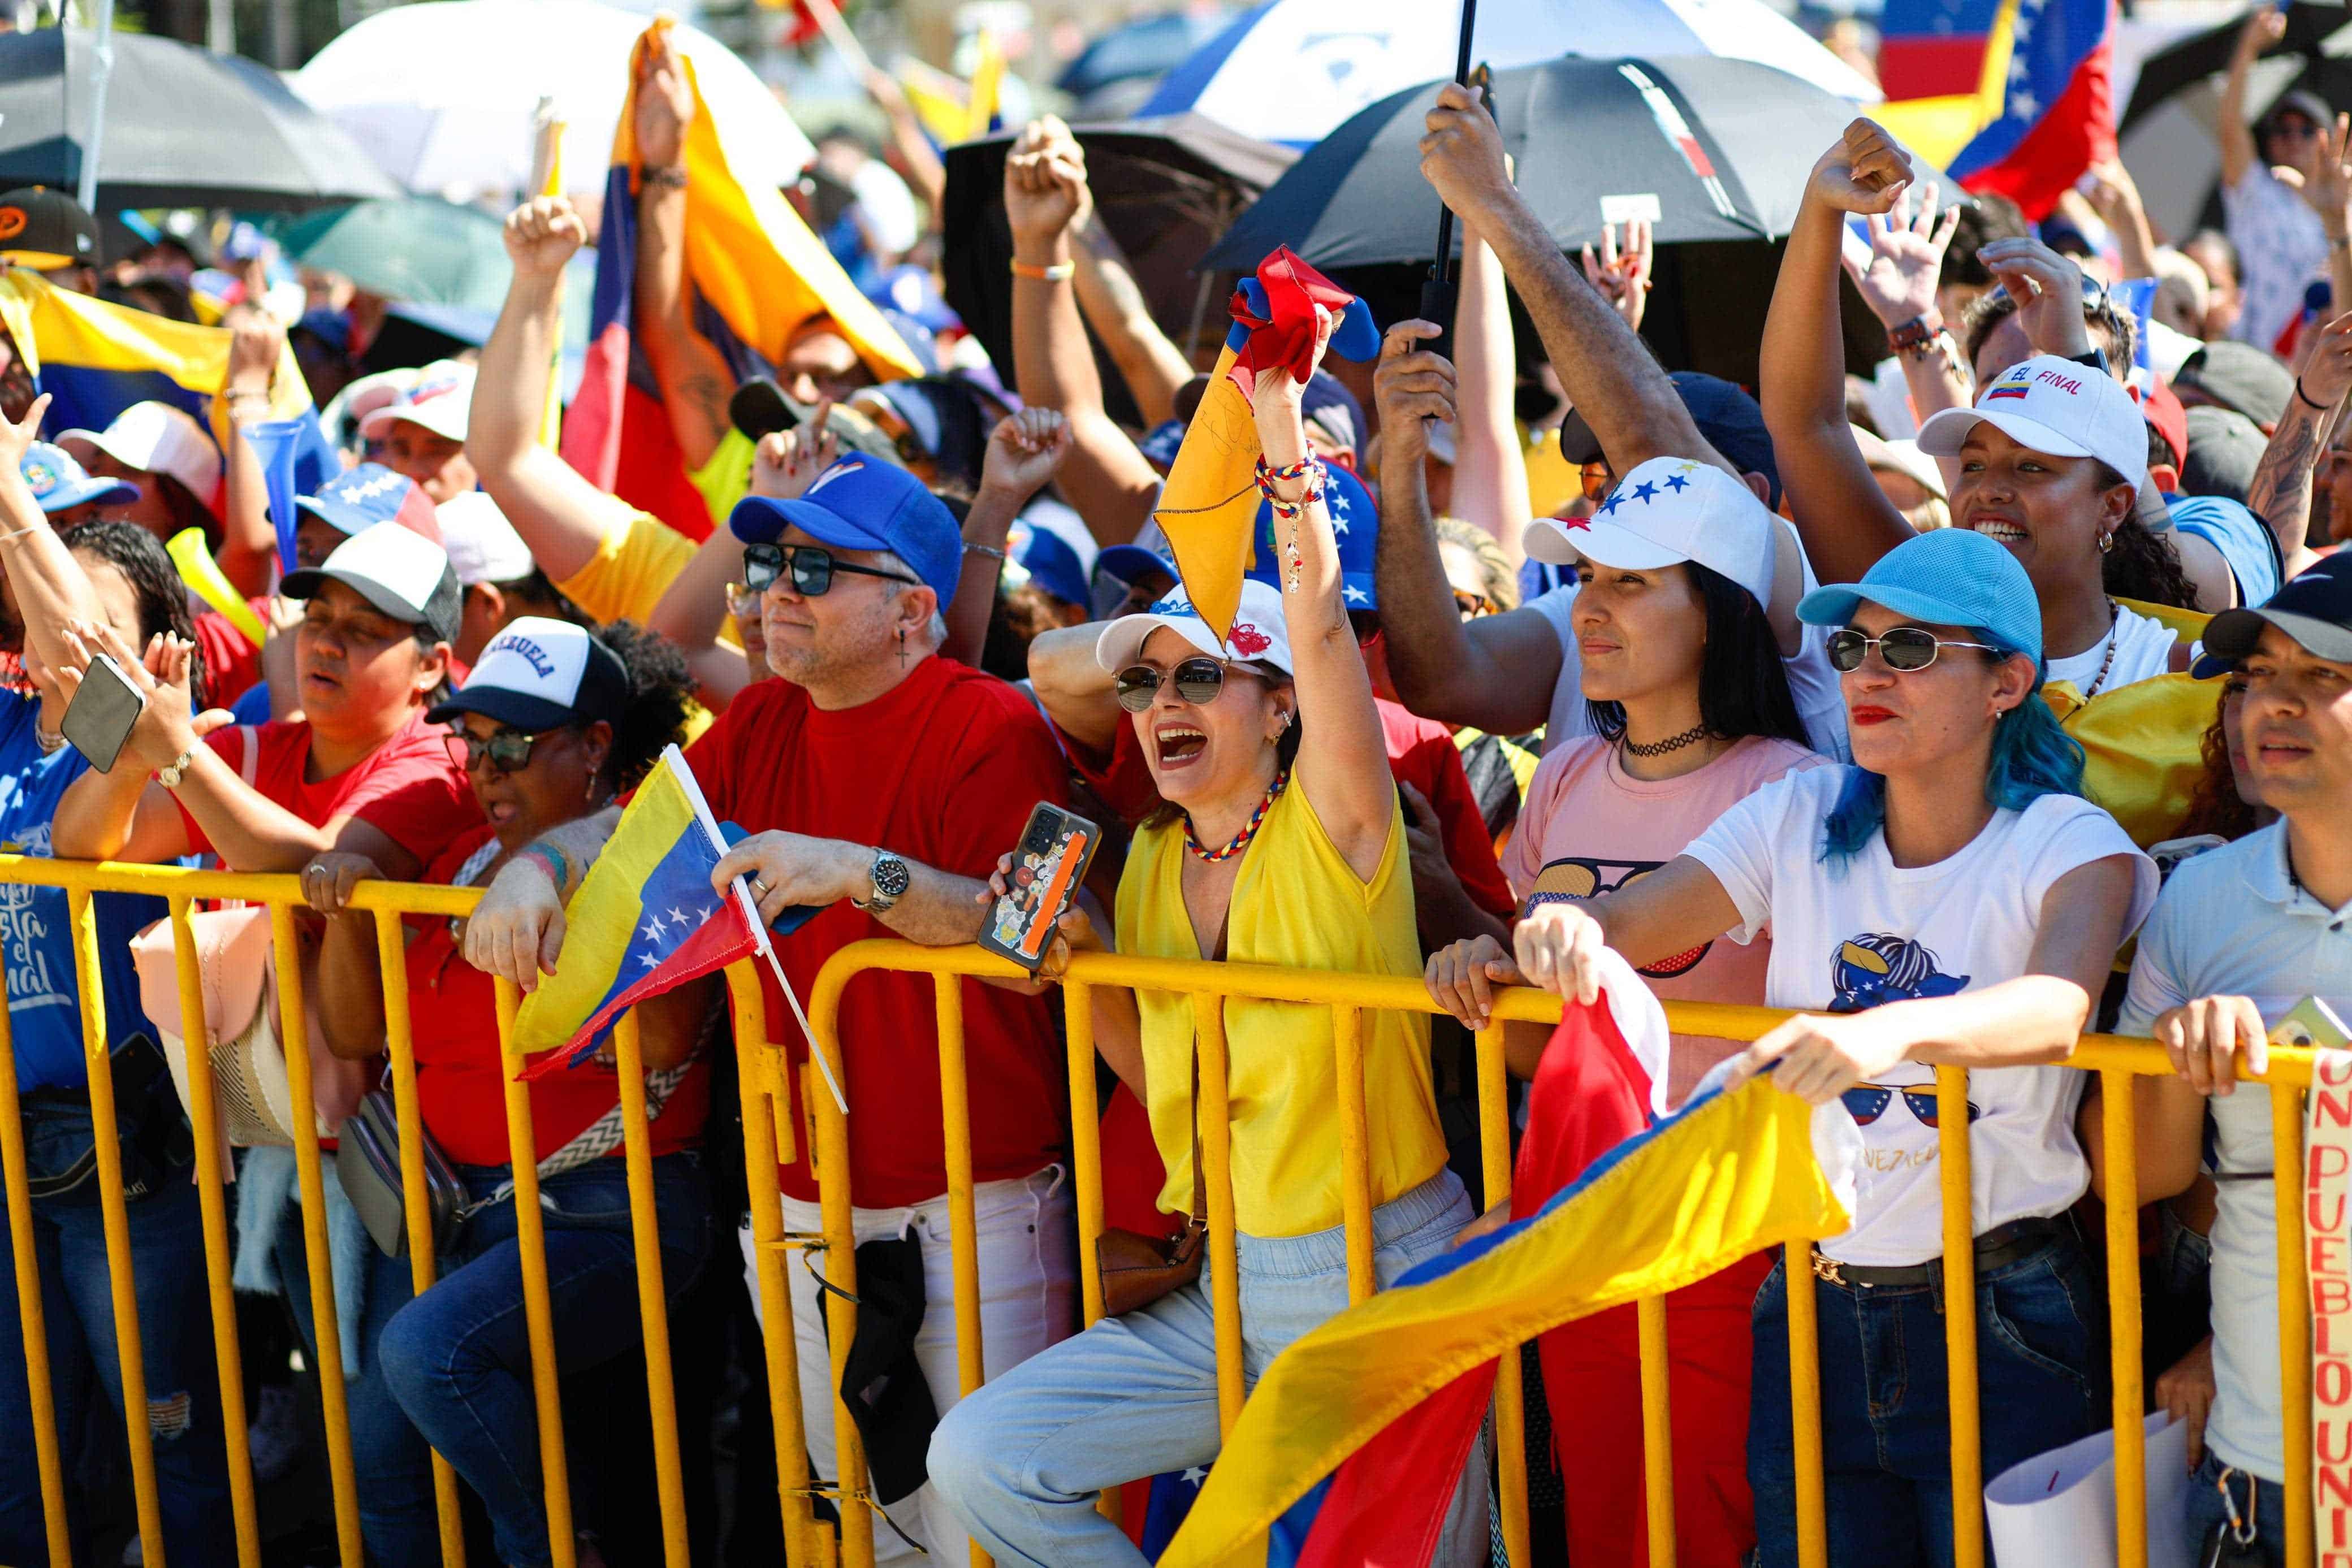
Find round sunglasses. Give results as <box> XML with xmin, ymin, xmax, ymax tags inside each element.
<box><xmin>742</xmin><ymin>542</ymin><xmax>920</xmax><ymax>597</ymax></box>
<box><xmin>1113</xmin><ymin>657</ymin><xmax>1269</xmax><ymax>713</ymax></box>
<box><xmin>1825</xmin><ymin>626</ymin><xmax>2004</xmax><ymax>673</ymax></box>
<box><xmin>445</xmin><ymin>725</ymin><xmax>549</xmax><ymax>774</ymax></box>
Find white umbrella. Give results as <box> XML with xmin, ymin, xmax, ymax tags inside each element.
<box><xmin>292</xmin><ymin>0</ymin><xmax>816</xmax><ymax>203</ymax></box>
<box><xmin>1140</xmin><ymin>0</ymin><xmax>1882</xmax><ymax>149</ymax></box>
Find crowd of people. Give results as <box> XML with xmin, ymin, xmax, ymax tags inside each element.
<box><xmin>3</xmin><ymin>10</ymin><xmax>2352</xmax><ymax>1567</ymax></box>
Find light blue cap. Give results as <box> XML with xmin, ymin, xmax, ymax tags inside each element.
<box><xmin>1796</xmin><ymin>529</ymin><xmax>2043</xmax><ymax>665</ymax></box>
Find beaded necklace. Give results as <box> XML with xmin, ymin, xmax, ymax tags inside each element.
<box><xmin>1186</xmin><ymin>769</ymin><xmax>1289</xmax><ymax>863</ymax></box>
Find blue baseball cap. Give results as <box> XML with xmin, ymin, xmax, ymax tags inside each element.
<box><xmin>1006</xmin><ymin>518</ymin><xmax>1091</xmax><ymax>608</ymax></box>
<box><xmin>1796</xmin><ymin>529</ymin><xmax>2044</xmax><ymax>666</ymax></box>
<box><xmin>19</xmin><ymin>440</ymin><xmax>135</xmax><ymax>513</ymax></box>
<box><xmin>295</xmin><ymin>462</ymin><xmax>441</xmax><ymax>540</ymax></box>
<box><xmin>1247</xmin><ymin>462</ymin><xmax>1379</xmax><ymax>611</ymax></box>
<box><xmin>730</xmin><ymin>454</ymin><xmax>963</xmax><ymax>611</ymax></box>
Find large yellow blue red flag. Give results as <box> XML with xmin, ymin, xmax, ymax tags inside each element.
<box><xmin>514</xmin><ymin>746</ymin><xmax>767</xmax><ymax>1070</ymax></box>
<box><xmin>1160</xmin><ymin>952</ymin><xmax>1858</xmax><ymax>1568</ymax></box>
<box><xmin>563</xmin><ymin>18</ymin><xmax>921</xmax><ymax>540</ymax></box>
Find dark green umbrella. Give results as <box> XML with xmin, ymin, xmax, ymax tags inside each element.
<box><xmin>279</xmin><ymin>197</ymin><xmax>514</xmax><ymax>309</ymax></box>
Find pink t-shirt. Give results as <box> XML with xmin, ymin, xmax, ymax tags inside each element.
<box><xmin>1502</xmin><ymin>734</ymin><xmax>1823</xmax><ymax>1105</ymax></box>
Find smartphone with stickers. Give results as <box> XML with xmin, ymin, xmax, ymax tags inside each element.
<box><xmin>979</xmin><ymin>803</ymin><xmax>1101</xmax><ymax>973</ymax></box>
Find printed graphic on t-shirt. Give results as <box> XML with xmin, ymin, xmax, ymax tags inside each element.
<box><xmin>1827</xmin><ymin>933</ymin><xmax>1970</xmax><ymax>1013</ymax></box>
<box><xmin>1523</xmin><ymin>856</ymin><xmax>1709</xmax><ymax>978</ymax></box>
<box><xmin>0</xmin><ymin>820</ymin><xmax>67</xmax><ymax>1014</ymax></box>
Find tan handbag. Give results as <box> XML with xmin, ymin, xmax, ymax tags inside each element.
<box><xmin>1095</xmin><ymin>1055</ymin><xmax>1207</xmax><ymax>1317</ymax></box>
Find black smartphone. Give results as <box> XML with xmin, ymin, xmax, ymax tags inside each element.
<box><xmin>978</xmin><ymin>803</ymin><xmax>1102</xmax><ymax>973</ymax></box>
<box><xmin>60</xmin><ymin>652</ymin><xmax>146</xmax><ymax>774</ymax></box>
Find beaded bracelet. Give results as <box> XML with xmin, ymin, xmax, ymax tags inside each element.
<box><xmin>1252</xmin><ymin>451</ymin><xmax>1325</xmax><ymax>519</ymax></box>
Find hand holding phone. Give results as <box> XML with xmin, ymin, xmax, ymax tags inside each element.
<box><xmin>979</xmin><ymin>803</ymin><xmax>1102</xmax><ymax>973</ymax></box>
<box><xmin>60</xmin><ymin>651</ymin><xmax>146</xmax><ymax>774</ymax></box>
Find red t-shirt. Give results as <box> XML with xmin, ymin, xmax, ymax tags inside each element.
<box><xmin>401</xmin><ymin>826</ymin><xmax>709</xmax><ymax>1166</ymax></box>
<box><xmin>192</xmin><ymin>602</ymin><xmax>269</xmax><ymax>709</ymax></box>
<box><xmin>684</xmin><ymin>655</ymin><xmax>1072</xmax><ymax>1207</ymax></box>
<box><xmin>1057</xmin><ymin>698</ymin><xmax>1517</xmax><ymax>921</ymax></box>
<box><xmin>176</xmin><ymin>712</ymin><xmax>482</xmax><ymax>863</ymax></box>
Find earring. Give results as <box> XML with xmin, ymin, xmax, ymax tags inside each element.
<box><xmin>2098</xmin><ymin>532</ymin><xmax>2114</xmax><ymax>554</ymax></box>
<box><xmin>897</xmin><ymin>626</ymin><xmax>908</xmax><ymax>666</ymax></box>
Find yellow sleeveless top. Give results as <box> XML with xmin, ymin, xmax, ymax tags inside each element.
<box><xmin>1118</xmin><ymin>781</ymin><xmax>1448</xmax><ymax>1240</ymax></box>
<box><xmin>2042</xmin><ymin>597</ymin><xmax>2220</xmax><ymax>850</ymax></box>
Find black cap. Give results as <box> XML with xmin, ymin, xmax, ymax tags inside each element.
<box><xmin>1558</xmin><ymin>372</ymin><xmax>1780</xmax><ymax>506</ymax></box>
<box><xmin>0</xmin><ymin>187</ymin><xmax>98</xmax><ymax>271</ymax></box>
<box><xmin>2174</xmin><ymin>341</ymin><xmax>2294</xmax><ymax>429</ymax></box>
<box><xmin>725</xmin><ymin>376</ymin><xmax>906</xmax><ymax>467</ymax></box>
<box><xmin>2199</xmin><ymin>556</ymin><xmax>2352</xmax><ymax>675</ymax></box>
<box><xmin>2262</xmin><ymin>87</ymin><xmax>2334</xmax><ymax>137</ymax></box>
<box><xmin>2181</xmin><ymin>406</ymin><xmax>2266</xmax><ymax>504</ymax></box>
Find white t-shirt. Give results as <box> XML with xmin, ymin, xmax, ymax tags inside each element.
<box><xmin>2045</xmin><ymin>602</ymin><xmax>2179</xmax><ymax>696</ymax></box>
<box><xmin>2117</xmin><ymin>824</ymin><xmax>2352</xmax><ymax>1483</ymax></box>
<box><xmin>1527</xmin><ymin>522</ymin><xmax>1850</xmax><ymax>762</ymax></box>
<box><xmin>1682</xmin><ymin>767</ymin><xmax>2157</xmax><ymax>1266</ymax></box>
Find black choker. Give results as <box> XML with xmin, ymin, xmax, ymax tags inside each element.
<box><xmin>1622</xmin><ymin>723</ymin><xmax>1710</xmax><ymax>758</ymax></box>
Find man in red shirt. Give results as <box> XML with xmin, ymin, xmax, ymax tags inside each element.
<box><xmin>464</xmin><ymin>453</ymin><xmax>1075</xmax><ymax>1563</ymax></box>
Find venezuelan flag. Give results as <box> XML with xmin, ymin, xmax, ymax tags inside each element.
<box><xmin>1158</xmin><ymin>953</ymin><xmax>1859</xmax><ymax>1568</ymax></box>
<box><xmin>563</xmin><ymin>17</ymin><xmax>922</xmax><ymax>541</ymax></box>
<box><xmin>514</xmin><ymin>746</ymin><xmax>764</xmax><ymax>1069</ymax></box>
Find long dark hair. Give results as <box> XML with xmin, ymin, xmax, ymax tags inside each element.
<box><xmin>60</xmin><ymin>519</ymin><xmax>208</xmax><ymax>709</ymax></box>
<box><xmin>1585</xmin><ymin>560</ymin><xmax>1809</xmax><ymax>748</ymax></box>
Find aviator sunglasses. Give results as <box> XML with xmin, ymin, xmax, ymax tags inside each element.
<box><xmin>1825</xmin><ymin>627</ymin><xmax>2003</xmax><ymax>673</ymax></box>
<box><xmin>1113</xmin><ymin>657</ymin><xmax>1270</xmax><ymax>713</ymax></box>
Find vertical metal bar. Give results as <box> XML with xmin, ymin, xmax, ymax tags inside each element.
<box><xmin>2276</xmin><ymin>1080</ymin><xmax>2315</xmax><ymax>1568</ymax></box>
<box><xmin>168</xmin><ymin>898</ymin><xmax>260</xmax><ymax>1567</ymax></box>
<box><xmin>1784</xmin><ymin>1243</ymin><xmax>1827</xmax><ymax>1568</ymax></box>
<box><xmin>1936</xmin><ymin>1064</ymin><xmax>1983</xmax><ymax>1568</ymax></box>
<box><xmin>0</xmin><ymin>911</ymin><xmax>71</xmax><ymax>1568</ymax></box>
<box><xmin>931</xmin><ymin>975</ymin><xmax>993</xmax><ymax>1568</ymax></box>
<box><xmin>267</xmin><ymin>898</ymin><xmax>362</xmax><ymax>1568</ymax></box>
<box><xmin>489</xmin><ymin>978</ymin><xmax>575</xmax><ymax>1568</ymax></box>
<box><xmin>1637</xmin><ymin>1296</ymin><xmax>1676</xmax><ymax>1568</ymax></box>
<box><xmin>612</xmin><ymin>1010</ymin><xmax>690</xmax><ymax>1568</ymax></box>
<box><xmin>68</xmin><ymin>886</ymin><xmax>164</xmax><ymax>1565</ymax></box>
<box><xmin>723</xmin><ymin>963</ymin><xmax>817</xmax><ymax>1562</ymax></box>
<box><xmin>1330</xmin><ymin>1004</ymin><xmax>1374</xmax><ymax>1306</ymax></box>
<box><xmin>1194</xmin><ymin>997</ymin><xmax>1244</xmax><ymax>1436</ymax></box>
<box><xmin>2102</xmin><ymin>1068</ymin><xmax>2147</xmax><ymax>1568</ymax></box>
<box><xmin>370</xmin><ymin>907</ymin><xmax>465</xmax><ymax>1567</ymax></box>
<box><xmin>1472</xmin><ymin>1021</ymin><xmax>1528</xmax><ymax>1568</ymax></box>
<box><xmin>810</xmin><ymin>980</ymin><xmax>873</xmax><ymax>1568</ymax></box>
<box><xmin>1062</xmin><ymin>980</ymin><xmax>1121</xmax><ymax>1528</ymax></box>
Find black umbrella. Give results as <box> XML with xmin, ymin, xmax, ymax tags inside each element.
<box><xmin>0</xmin><ymin>27</ymin><xmax>397</xmax><ymax>211</ymax></box>
<box><xmin>2121</xmin><ymin>3</ymin><xmax>2352</xmax><ymax>132</ymax></box>
<box><xmin>941</xmin><ymin>113</ymin><xmax>1295</xmax><ymax>425</ymax></box>
<box><xmin>1205</xmin><ymin>54</ymin><xmax>1944</xmax><ymax>274</ymax></box>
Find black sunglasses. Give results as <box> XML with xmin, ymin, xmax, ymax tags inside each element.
<box><xmin>742</xmin><ymin>543</ymin><xmax>920</xmax><ymax>597</ymax></box>
<box><xmin>1113</xmin><ymin>657</ymin><xmax>1265</xmax><ymax>713</ymax></box>
<box><xmin>1826</xmin><ymin>627</ymin><xmax>2004</xmax><ymax>673</ymax></box>
<box><xmin>445</xmin><ymin>725</ymin><xmax>548</xmax><ymax>774</ymax></box>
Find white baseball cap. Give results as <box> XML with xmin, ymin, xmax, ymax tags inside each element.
<box><xmin>435</xmin><ymin>491</ymin><xmax>535</xmax><ymax>587</ymax></box>
<box><xmin>1094</xmin><ymin>577</ymin><xmax>1294</xmax><ymax>677</ymax></box>
<box><xmin>1524</xmin><ymin>456</ymin><xmax>1776</xmax><ymax>610</ymax></box>
<box><xmin>282</xmin><ymin>521</ymin><xmax>461</xmax><ymax>644</ymax></box>
<box><xmin>58</xmin><ymin>401</ymin><xmax>221</xmax><ymax>503</ymax></box>
<box><xmin>427</xmin><ymin>617</ymin><xmax>628</xmax><ymax>731</ymax></box>
<box><xmin>1917</xmin><ymin>354</ymin><xmax>2150</xmax><ymax>490</ymax></box>
<box><xmin>359</xmin><ymin>359</ymin><xmax>475</xmax><ymax>444</ymax></box>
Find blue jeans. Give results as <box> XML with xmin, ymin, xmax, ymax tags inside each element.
<box><xmin>927</xmin><ymin>1169</ymin><xmax>1489</xmax><ymax>1568</ymax></box>
<box><xmin>2182</xmin><ymin>1450</ymin><xmax>2286</xmax><ymax>1567</ymax></box>
<box><xmin>1748</xmin><ymin>1237</ymin><xmax>2104</xmax><ymax>1568</ymax></box>
<box><xmin>278</xmin><ymin>1153</ymin><xmax>712</xmax><ymax>1568</ymax></box>
<box><xmin>0</xmin><ymin>1107</ymin><xmax>234</xmax><ymax>1566</ymax></box>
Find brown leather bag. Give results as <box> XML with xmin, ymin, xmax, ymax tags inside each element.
<box><xmin>1095</xmin><ymin>1054</ymin><xmax>1207</xmax><ymax>1317</ymax></box>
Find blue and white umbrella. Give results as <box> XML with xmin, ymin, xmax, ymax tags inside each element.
<box><xmin>1141</xmin><ymin>0</ymin><xmax>1880</xmax><ymax>149</ymax></box>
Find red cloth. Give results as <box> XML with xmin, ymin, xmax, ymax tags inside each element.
<box><xmin>1229</xmin><ymin>247</ymin><xmax>1356</xmax><ymax>388</ymax></box>
<box><xmin>175</xmin><ymin>712</ymin><xmax>482</xmax><ymax>862</ymax></box>
<box><xmin>1053</xmin><ymin>698</ymin><xmax>1516</xmax><ymax>922</ymax></box>
<box><xmin>684</xmin><ymin>656</ymin><xmax>1071</xmax><ymax>1208</ymax></box>
<box><xmin>1512</xmin><ymin>1013</ymin><xmax>1765</xmax><ymax>1568</ymax></box>
<box><xmin>403</xmin><ymin>824</ymin><xmax>710</xmax><ymax>1166</ymax></box>
<box><xmin>192</xmin><ymin>601</ymin><xmax>269</xmax><ymax>709</ymax></box>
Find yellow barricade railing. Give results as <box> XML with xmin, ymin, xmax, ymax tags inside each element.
<box><xmin>0</xmin><ymin>858</ymin><xmax>2324</xmax><ymax>1568</ymax></box>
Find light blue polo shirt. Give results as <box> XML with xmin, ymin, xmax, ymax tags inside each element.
<box><xmin>2118</xmin><ymin>822</ymin><xmax>2352</xmax><ymax>1483</ymax></box>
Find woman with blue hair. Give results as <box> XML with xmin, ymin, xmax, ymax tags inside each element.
<box><xmin>1480</xmin><ymin>527</ymin><xmax>2159</xmax><ymax>1567</ymax></box>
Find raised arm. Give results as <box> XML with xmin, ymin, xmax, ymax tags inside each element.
<box><xmin>2219</xmin><ymin>10</ymin><xmax>2282</xmax><ymax>192</ymax></box>
<box><xmin>944</xmin><ymin>408</ymin><xmax>1070</xmax><ymax>668</ymax></box>
<box><xmin>1005</xmin><ymin>118</ymin><xmax>1164</xmax><ymax>546</ymax></box>
<box><xmin>2246</xmin><ymin>308</ymin><xmax>2347</xmax><ymax>581</ymax></box>
<box><xmin>470</xmin><ymin>198</ymin><xmax>637</xmax><ymax>583</ymax></box>
<box><xmin>1069</xmin><ymin>213</ymin><xmax>1193</xmax><ymax>429</ymax></box>
<box><xmin>1449</xmin><ymin>218</ymin><xmax>1533</xmax><ymax>565</ymax></box>
<box><xmin>632</xmin><ymin>38</ymin><xmax>734</xmax><ymax>472</ymax></box>
<box><xmin>1762</xmin><ymin>120</ymin><xmax>1923</xmax><ymax>586</ymax></box>
<box><xmin>0</xmin><ymin>394</ymin><xmax>109</xmax><ymax>674</ymax></box>
<box><xmin>1369</xmin><ymin>319</ymin><xmax>1562</xmax><ymax>734</ymax></box>
<box><xmin>1840</xmin><ymin>177</ymin><xmax>1971</xmax><ymax>454</ymax></box>
<box><xmin>1257</xmin><ymin>315</ymin><xmax>1393</xmax><ymax>879</ymax></box>
<box><xmin>1417</xmin><ymin>83</ymin><xmax>1728</xmax><ymax>485</ymax></box>
<box><xmin>217</xmin><ymin>309</ymin><xmax>287</xmax><ymax>597</ymax></box>
<box><xmin>1025</xmin><ymin>621</ymin><xmax>1122</xmax><ymax>753</ymax></box>
<box><xmin>2299</xmin><ymin>116</ymin><xmax>2352</xmax><ymax>361</ymax></box>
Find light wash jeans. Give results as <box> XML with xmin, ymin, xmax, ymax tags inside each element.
<box><xmin>926</xmin><ymin>1168</ymin><xmax>1490</xmax><ymax>1568</ymax></box>
<box><xmin>745</xmin><ymin>1163</ymin><xmax>1078</xmax><ymax>1565</ymax></box>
